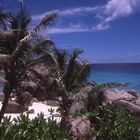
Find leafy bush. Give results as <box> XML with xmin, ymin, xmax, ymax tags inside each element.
<box><xmin>0</xmin><ymin>113</ymin><xmax>72</xmax><ymax>140</ymax></box>
<box><xmin>91</xmin><ymin>104</ymin><xmax>140</xmax><ymax>140</ymax></box>
<box><xmin>72</xmin><ymin>104</ymin><xmax>140</xmax><ymax>140</ymax></box>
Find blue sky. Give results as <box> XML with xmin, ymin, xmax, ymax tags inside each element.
<box><xmin>1</xmin><ymin>0</ymin><xmax>140</xmax><ymax>63</ymax></box>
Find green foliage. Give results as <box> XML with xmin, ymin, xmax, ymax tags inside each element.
<box><xmin>71</xmin><ymin>104</ymin><xmax>140</xmax><ymax>140</ymax></box>
<box><xmin>96</xmin><ymin>104</ymin><xmax>140</xmax><ymax>140</ymax></box>
<box><xmin>53</xmin><ymin>48</ymin><xmax>91</xmax><ymax>93</ymax></box>
<box><xmin>0</xmin><ymin>0</ymin><xmax>57</xmax><ymax>122</ymax></box>
<box><xmin>0</xmin><ymin>113</ymin><xmax>72</xmax><ymax>140</ymax></box>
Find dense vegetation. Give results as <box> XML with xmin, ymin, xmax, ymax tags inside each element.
<box><xmin>0</xmin><ymin>113</ymin><xmax>72</xmax><ymax>140</ymax></box>
<box><xmin>0</xmin><ymin>105</ymin><xmax>140</xmax><ymax>140</ymax></box>
<box><xmin>0</xmin><ymin>1</ymin><xmax>140</xmax><ymax>140</ymax></box>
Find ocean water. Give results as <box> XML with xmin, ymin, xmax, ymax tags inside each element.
<box><xmin>1</xmin><ymin>63</ymin><xmax>140</xmax><ymax>95</ymax></box>
<box><xmin>88</xmin><ymin>63</ymin><xmax>140</xmax><ymax>93</ymax></box>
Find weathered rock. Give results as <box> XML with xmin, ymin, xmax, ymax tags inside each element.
<box><xmin>101</xmin><ymin>89</ymin><xmax>135</xmax><ymax>103</ymax></box>
<box><xmin>4</xmin><ymin>101</ymin><xmax>28</xmax><ymax>113</ymax></box>
<box><xmin>70</xmin><ymin>117</ymin><xmax>91</xmax><ymax>138</ymax></box>
<box><xmin>102</xmin><ymin>89</ymin><xmax>140</xmax><ymax>124</ymax></box>
<box><xmin>47</xmin><ymin>100</ymin><xmax>60</xmax><ymax>106</ymax></box>
<box><xmin>69</xmin><ymin>99</ymin><xmax>87</xmax><ymax>115</ymax></box>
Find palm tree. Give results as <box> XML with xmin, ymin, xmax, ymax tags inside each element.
<box><xmin>54</xmin><ymin>48</ymin><xmax>90</xmax><ymax>92</ymax></box>
<box><xmin>0</xmin><ymin>1</ymin><xmax>57</xmax><ymax>122</ymax></box>
<box><xmin>47</xmin><ymin>48</ymin><xmax>91</xmax><ymax>115</ymax></box>
<box><xmin>25</xmin><ymin>47</ymin><xmax>91</xmax><ymax>113</ymax></box>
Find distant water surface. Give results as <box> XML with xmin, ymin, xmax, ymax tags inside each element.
<box><xmin>1</xmin><ymin>63</ymin><xmax>140</xmax><ymax>95</ymax></box>
<box><xmin>88</xmin><ymin>63</ymin><xmax>140</xmax><ymax>93</ymax></box>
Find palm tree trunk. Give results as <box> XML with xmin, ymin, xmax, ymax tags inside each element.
<box><xmin>0</xmin><ymin>91</ymin><xmax>11</xmax><ymax>122</ymax></box>
<box><xmin>0</xmin><ymin>72</ymin><xmax>14</xmax><ymax>123</ymax></box>
<box><xmin>0</xmin><ymin>83</ymin><xmax>11</xmax><ymax>123</ymax></box>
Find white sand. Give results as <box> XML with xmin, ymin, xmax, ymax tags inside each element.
<box><xmin>0</xmin><ymin>102</ymin><xmax>61</xmax><ymax>122</ymax></box>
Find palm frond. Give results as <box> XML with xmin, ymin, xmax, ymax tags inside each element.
<box><xmin>18</xmin><ymin>0</ymin><xmax>31</xmax><ymax>30</ymax></box>
<box><xmin>28</xmin><ymin>67</ymin><xmax>49</xmax><ymax>84</ymax></box>
<box><xmin>0</xmin><ymin>31</ymin><xmax>16</xmax><ymax>54</ymax></box>
<box><xmin>0</xmin><ymin>6</ymin><xmax>7</xmax><ymax>30</ymax></box>
<box><xmin>8</xmin><ymin>12</ymin><xmax>18</xmax><ymax>29</ymax></box>
<box><xmin>26</xmin><ymin>50</ymin><xmax>58</xmax><ymax>70</ymax></box>
<box><xmin>32</xmin><ymin>39</ymin><xmax>54</xmax><ymax>55</ymax></box>
<box><xmin>12</xmin><ymin>33</ymin><xmax>30</xmax><ymax>58</ymax></box>
<box><xmin>77</xmin><ymin>61</ymin><xmax>90</xmax><ymax>83</ymax></box>
<box><xmin>64</xmin><ymin>48</ymin><xmax>83</xmax><ymax>91</ymax></box>
<box><xmin>54</xmin><ymin>48</ymin><xmax>67</xmax><ymax>72</ymax></box>
<box><xmin>0</xmin><ymin>77</ymin><xmax>9</xmax><ymax>86</ymax></box>
<box><xmin>32</xmin><ymin>11</ymin><xmax>57</xmax><ymax>34</ymax></box>
<box><xmin>12</xmin><ymin>11</ymin><xmax>56</xmax><ymax>59</ymax></box>
<box><xmin>12</xmin><ymin>40</ymin><xmax>31</xmax><ymax>60</ymax></box>
<box><xmin>0</xmin><ymin>54</ymin><xmax>12</xmax><ymax>68</ymax></box>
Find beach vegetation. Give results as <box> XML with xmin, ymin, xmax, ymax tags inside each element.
<box><xmin>0</xmin><ymin>0</ymin><xmax>57</xmax><ymax>122</ymax></box>
<box><xmin>72</xmin><ymin>104</ymin><xmax>140</xmax><ymax>140</ymax></box>
<box><xmin>0</xmin><ymin>113</ymin><xmax>72</xmax><ymax>140</ymax></box>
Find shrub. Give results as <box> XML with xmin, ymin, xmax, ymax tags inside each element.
<box><xmin>0</xmin><ymin>113</ymin><xmax>72</xmax><ymax>140</ymax></box>
<box><xmin>91</xmin><ymin>104</ymin><xmax>140</xmax><ymax>140</ymax></box>
<box><xmin>72</xmin><ymin>104</ymin><xmax>140</xmax><ymax>140</ymax></box>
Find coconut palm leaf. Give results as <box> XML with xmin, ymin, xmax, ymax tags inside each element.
<box><xmin>32</xmin><ymin>39</ymin><xmax>54</xmax><ymax>55</ymax></box>
<box><xmin>54</xmin><ymin>48</ymin><xmax>67</xmax><ymax>72</ymax></box>
<box><xmin>0</xmin><ymin>31</ymin><xmax>16</xmax><ymax>54</ymax></box>
<box><xmin>33</xmin><ymin>11</ymin><xmax>57</xmax><ymax>34</ymax></box>
<box><xmin>64</xmin><ymin>48</ymin><xmax>83</xmax><ymax>91</ymax></box>
<box><xmin>12</xmin><ymin>40</ymin><xmax>31</xmax><ymax>60</ymax></box>
<box><xmin>8</xmin><ymin>12</ymin><xmax>18</xmax><ymax>30</ymax></box>
<box><xmin>0</xmin><ymin>77</ymin><xmax>9</xmax><ymax>86</ymax></box>
<box><xmin>18</xmin><ymin>0</ymin><xmax>31</xmax><ymax>30</ymax></box>
<box><xmin>0</xmin><ymin>6</ymin><xmax>7</xmax><ymax>30</ymax></box>
<box><xmin>12</xmin><ymin>11</ymin><xmax>57</xmax><ymax>59</ymax></box>
<box><xmin>27</xmin><ymin>50</ymin><xmax>57</xmax><ymax>69</ymax></box>
<box><xmin>0</xmin><ymin>54</ymin><xmax>11</xmax><ymax>67</ymax></box>
<box><xmin>76</xmin><ymin>61</ymin><xmax>90</xmax><ymax>83</ymax></box>
<box><xmin>27</xmin><ymin>68</ymin><xmax>49</xmax><ymax>84</ymax></box>
<box><xmin>8</xmin><ymin>0</ymin><xmax>31</xmax><ymax>31</ymax></box>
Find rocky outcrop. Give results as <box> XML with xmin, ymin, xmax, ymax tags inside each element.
<box><xmin>69</xmin><ymin>117</ymin><xmax>91</xmax><ymax>139</ymax></box>
<box><xmin>101</xmin><ymin>89</ymin><xmax>140</xmax><ymax>124</ymax></box>
<box><xmin>64</xmin><ymin>88</ymin><xmax>140</xmax><ymax>138</ymax></box>
<box><xmin>4</xmin><ymin>101</ymin><xmax>28</xmax><ymax>113</ymax></box>
<box><xmin>69</xmin><ymin>99</ymin><xmax>87</xmax><ymax>115</ymax></box>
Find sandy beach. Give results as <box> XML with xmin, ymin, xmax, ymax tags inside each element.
<box><xmin>0</xmin><ymin>102</ymin><xmax>61</xmax><ymax>122</ymax></box>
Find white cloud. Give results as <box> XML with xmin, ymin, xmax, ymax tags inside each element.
<box><xmin>47</xmin><ymin>23</ymin><xmax>89</xmax><ymax>34</ymax></box>
<box><xmin>92</xmin><ymin>22</ymin><xmax>110</xmax><ymax>31</ymax></box>
<box><xmin>32</xmin><ymin>12</ymin><xmax>90</xmax><ymax>34</ymax></box>
<box><xmin>32</xmin><ymin>6</ymin><xmax>99</xmax><ymax>21</ymax></box>
<box><xmin>32</xmin><ymin>0</ymin><xmax>140</xmax><ymax>33</ymax></box>
<box><xmin>60</xmin><ymin>6</ymin><xmax>100</xmax><ymax>16</ymax></box>
<box><xmin>94</xmin><ymin>0</ymin><xmax>140</xmax><ymax>30</ymax></box>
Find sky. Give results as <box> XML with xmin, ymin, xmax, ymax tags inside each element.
<box><xmin>1</xmin><ymin>0</ymin><xmax>140</xmax><ymax>63</ymax></box>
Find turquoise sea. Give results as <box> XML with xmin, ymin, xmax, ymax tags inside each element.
<box><xmin>1</xmin><ymin>63</ymin><xmax>140</xmax><ymax>94</ymax></box>
<box><xmin>88</xmin><ymin>63</ymin><xmax>140</xmax><ymax>93</ymax></box>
